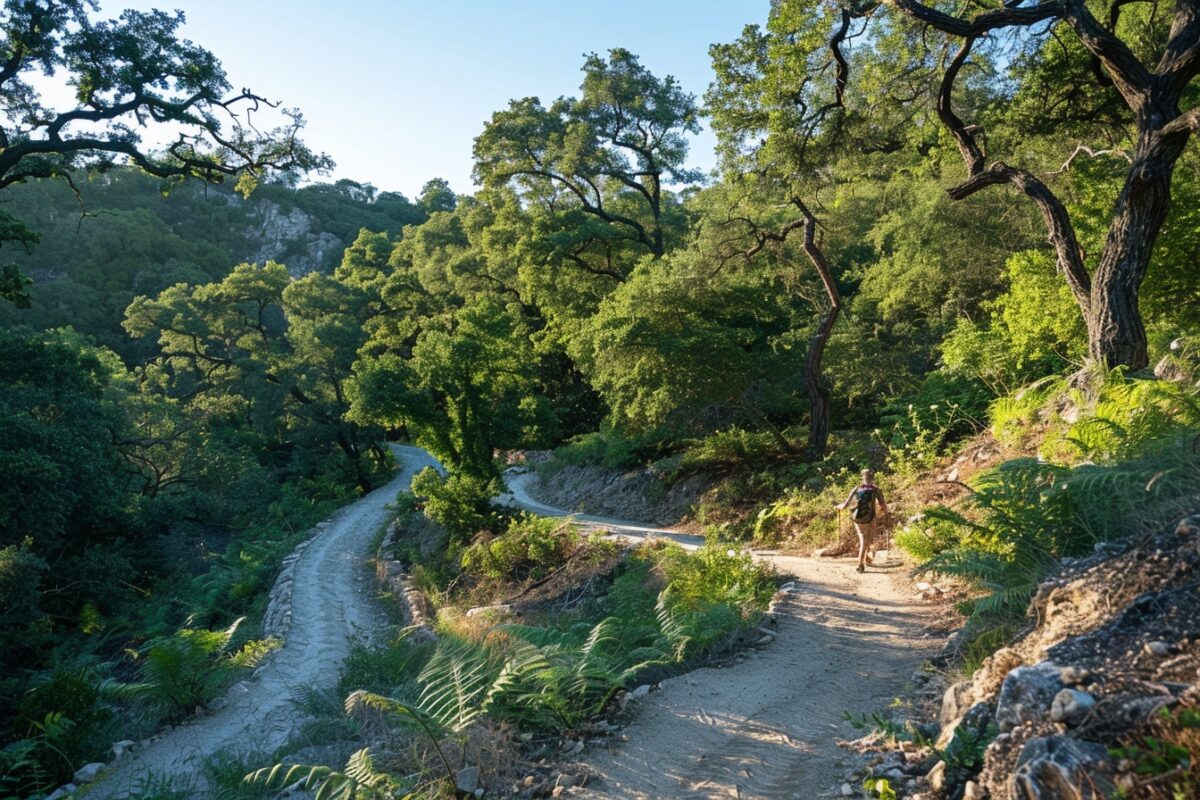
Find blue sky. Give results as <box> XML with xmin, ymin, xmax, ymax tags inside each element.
<box><xmin>97</xmin><ymin>1</ymin><xmax>769</xmax><ymax>199</ymax></box>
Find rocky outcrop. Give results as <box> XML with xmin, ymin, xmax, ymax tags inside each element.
<box><xmin>244</xmin><ymin>200</ymin><xmax>344</xmax><ymax>276</ymax></box>
<box><xmin>921</xmin><ymin>514</ymin><xmax>1200</xmax><ymax>800</ymax></box>
<box><xmin>261</xmin><ymin>525</ymin><xmax>323</xmax><ymax>640</ymax></box>
<box><xmin>526</xmin><ymin>462</ymin><xmax>712</xmax><ymax>527</ymax></box>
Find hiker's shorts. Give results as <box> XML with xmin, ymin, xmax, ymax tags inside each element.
<box><xmin>854</xmin><ymin>518</ymin><xmax>878</xmax><ymax>554</ymax></box>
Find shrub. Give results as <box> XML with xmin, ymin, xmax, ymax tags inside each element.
<box><xmin>460</xmin><ymin>514</ymin><xmax>580</xmax><ymax>585</ymax></box>
<box><xmin>537</xmin><ymin>428</ymin><xmax>646</xmax><ymax>480</ymax></box>
<box><xmin>411</xmin><ymin>468</ymin><xmax>500</xmax><ymax>545</ymax></box>
<box><xmin>119</xmin><ymin>618</ymin><xmax>279</xmax><ymax>718</ymax></box>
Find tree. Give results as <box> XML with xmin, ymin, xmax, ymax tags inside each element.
<box><xmin>706</xmin><ymin>15</ymin><xmax>860</xmax><ymax>455</ymax></box>
<box><xmin>472</xmin><ymin>49</ymin><xmax>700</xmax><ymax>323</ymax></box>
<box><xmin>786</xmin><ymin>0</ymin><xmax>1200</xmax><ymax>370</ymax></box>
<box><xmin>0</xmin><ymin>0</ymin><xmax>327</xmax><ymax>303</ymax></box>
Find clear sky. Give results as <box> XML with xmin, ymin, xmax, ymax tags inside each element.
<box><xmin>97</xmin><ymin>1</ymin><xmax>770</xmax><ymax>199</ymax></box>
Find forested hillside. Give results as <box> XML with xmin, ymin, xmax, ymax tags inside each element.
<box><xmin>2</xmin><ymin>0</ymin><xmax>1199</xmax><ymax>798</ymax></box>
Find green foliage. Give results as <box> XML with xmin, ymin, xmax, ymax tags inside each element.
<box><xmin>247</xmin><ymin>746</ymin><xmax>402</xmax><ymax>800</ymax></box>
<box><xmin>539</xmin><ymin>428</ymin><xmax>646</xmax><ymax>476</ymax></box>
<box><xmin>862</xmin><ymin>776</ymin><xmax>898</xmax><ymax>800</ymax></box>
<box><xmin>940</xmin><ymin>716</ymin><xmax>997</xmax><ymax>785</ymax></box>
<box><xmin>461</xmin><ymin>515</ymin><xmax>594</xmax><ymax>584</ymax></box>
<box><xmin>410</xmin><ymin>468</ymin><xmax>499</xmax><ymax>545</ymax></box>
<box><xmin>903</xmin><ymin>374</ymin><xmax>1200</xmax><ymax>623</ymax></box>
<box><xmin>118</xmin><ymin>618</ymin><xmax>279</xmax><ymax>718</ymax></box>
<box><xmin>942</xmin><ymin>251</ymin><xmax>1085</xmax><ymax>393</ymax></box>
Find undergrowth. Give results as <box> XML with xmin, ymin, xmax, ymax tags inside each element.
<box><xmin>898</xmin><ymin>368</ymin><xmax>1200</xmax><ymax>654</ymax></box>
<box><xmin>252</xmin><ymin>533</ymin><xmax>775</xmax><ymax>798</ymax></box>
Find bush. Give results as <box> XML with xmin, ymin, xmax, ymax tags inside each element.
<box><xmin>537</xmin><ymin>428</ymin><xmax>646</xmax><ymax>479</ymax></box>
<box><xmin>876</xmin><ymin>372</ymin><xmax>989</xmax><ymax>474</ymax></box>
<box><xmin>460</xmin><ymin>514</ymin><xmax>580</xmax><ymax>585</ymax></box>
<box><xmin>411</xmin><ymin>468</ymin><xmax>500</xmax><ymax>545</ymax></box>
<box><xmin>121</xmin><ymin>618</ymin><xmax>279</xmax><ymax>718</ymax></box>
<box><xmin>654</xmin><ymin>541</ymin><xmax>776</xmax><ymax>655</ymax></box>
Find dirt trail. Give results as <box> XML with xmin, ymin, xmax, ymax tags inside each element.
<box><xmin>86</xmin><ymin>445</ymin><xmax>437</xmax><ymax>798</ymax></box>
<box><xmin>504</xmin><ymin>470</ymin><xmax>940</xmax><ymax>799</ymax></box>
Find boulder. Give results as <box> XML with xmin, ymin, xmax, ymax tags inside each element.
<box><xmin>940</xmin><ymin>681</ymin><xmax>976</xmax><ymax>734</ymax></box>
<box><xmin>995</xmin><ymin>662</ymin><xmax>1063</xmax><ymax>732</ymax></box>
<box><xmin>1011</xmin><ymin>736</ymin><xmax>1115</xmax><ymax>799</ymax></box>
<box><xmin>1049</xmin><ymin>689</ymin><xmax>1095</xmax><ymax>725</ymax></box>
<box><xmin>456</xmin><ymin>766</ymin><xmax>479</xmax><ymax>795</ymax></box>
<box><xmin>109</xmin><ymin>739</ymin><xmax>136</xmax><ymax>760</ymax></box>
<box><xmin>73</xmin><ymin>763</ymin><xmax>105</xmax><ymax>784</ymax></box>
<box><xmin>961</xmin><ymin>781</ymin><xmax>985</xmax><ymax>800</ymax></box>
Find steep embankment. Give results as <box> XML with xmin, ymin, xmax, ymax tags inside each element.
<box><xmin>84</xmin><ymin>446</ymin><xmax>437</xmax><ymax>798</ymax></box>
<box><xmin>520</xmin><ymin>462</ymin><xmax>711</xmax><ymax>527</ymax></box>
<box><xmin>504</xmin><ymin>468</ymin><xmax>942</xmax><ymax>799</ymax></box>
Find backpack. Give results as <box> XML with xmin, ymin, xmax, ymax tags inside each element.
<box><xmin>852</xmin><ymin>485</ymin><xmax>876</xmax><ymax>524</ymax></box>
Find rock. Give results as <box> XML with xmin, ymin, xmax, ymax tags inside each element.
<box><xmin>1049</xmin><ymin>689</ymin><xmax>1095</xmax><ymax>725</ymax></box>
<box><xmin>1058</xmin><ymin>666</ymin><xmax>1090</xmax><ymax>686</ymax></box>
<box><xmin>1144</xmin><ymin>640</ymin><xmax>1170</xmax><ymax>657</ymax></box>
<box><xmin>109</xmin><ymin>739</ymin><xmax>136</xmax><ymax>760</ymax></box>
<box><xmin>1175</xmin><ymin>515</ymin><xmax>1200</xmax><ymax>537</ymax></box>
<box><xmin>995</xmin><ymin>662</ymin><xmax>1063</xmax><ymax>732</ymax></box>
<box><xmin>456</xmin><ymin>766</ymin><xmax>479</xmax><ymax>795</ymax></box>
<box><xmin>629</xmin><ymin>684</ymin><xmax>651</xmax><ymax>699</ymax></box>
<box><xmin>916</xmin><ymin>581</ymin><xmax>933</xmax><ymax>592</ymax></box>
<box><xmin>756</xmin><ymin>634</ymin><xmax>775</xmax><ymax>646</ymax></box>
<box><xmin>1011</xmin><ymin>735</ymin><xmax>1115</xmax><ymax>799</ymax></box>
<box><xmin>73</xmin><ymin>763</ymin><xmax>105</xmax><ymax>784</ymax></box>
<box><xmin>940</xmin><ymin>680</ymin><xmax>976</xmax><ymax>733</ymax></box>
<box><xmin>927</xmin><ymin>760</ymin><xmax>947</xmax><ymax>794</ymax></box>
<box><xmin>46</xmin><ymin>785</ymin><xmax>77</xmax><ymax>800</ymax></box>
<box><xmin>555</xmin><ymin>773</ymin><xmax>581</xmax><ymax>790</ymax></box>
<box><xmin>962</xmin><ymin>781</ymin><xmax>984</xmax><ymax>800</ymax></box>
<box><xmin>841</xmin><ymin>783</ymin><xmax>854</xmax><ymax>796</ymax></box>
<box><xmin>465</xmin><ymin>603</ymin><xmax>513</xmax><ymax>618</ymax></box>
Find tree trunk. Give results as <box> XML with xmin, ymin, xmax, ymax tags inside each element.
<box><xmin>1086</xmin><ymin>122</ymin><xmax>1188</xmax><ymax>370</ymax></box>
<box><xmin>795</xmin><ymin>201</ymin><xmax>843</xmax><ymax>458</ymax></box>
<box><xmin>805</xmin><ymin>304</ymin><xmax>840</xmax><ymax>456</ymax></box>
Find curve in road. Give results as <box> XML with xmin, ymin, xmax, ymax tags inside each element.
<box><xmin>85</xmin><ymin>445</ymin><xmax>438</xmax><ymax>798</ymax></box>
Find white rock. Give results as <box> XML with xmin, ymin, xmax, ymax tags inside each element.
<box><xmin>916</xmin><ymin>581</ymin><xmax>932</xmax><ymax>592</ymax></box>
<box><xmin>73</xmin><ymin>762</ymin><xmax>106</xmax><ymax>783</ymax></box>
<box><xmin>1145</xmin><ymin>641</ymin><xmax>1171</xmax><ymax>657</ymax></box>
<box><xmin>1059</xmin><ymin>666</ymin><xmax>1090</xmax><ymax>685</ymax></box>
<box><xmin>927</xmin><ymin>760</ymin><xmax>947</xmax><ymax>793</ymax></box>
<box><xmin>1050</xmin><ymin>688</ymin><xmax>1096</xmax><ymax>725</ymax></box>
<box><xmin>629</xmin><ymin>684</ymin><xmax>651</xmax><ymax>699</ymax></box>
<box><xmin>840</xmin><ymin>783</ymin><xmax>854</xmax><ymax>797</ymax></box>
<box><xmin>962</xmin><ymin>782</ymin><xmax>984</xmax><ymax>800</ymax></box>
<box><xmin>109</xmin><ymin>739</ymin><xmax>136</xmax><ymax>760</ymax></box>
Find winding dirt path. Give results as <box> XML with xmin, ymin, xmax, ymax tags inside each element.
<box><xmin>86</xmin><ymin>445</ymin><xmax>437</xmax><ymax>798</ymax></box>
<box><xmin>504</xmin><ymin>470</ymin><xmax>940</xmax><ymax>799</ymax></box>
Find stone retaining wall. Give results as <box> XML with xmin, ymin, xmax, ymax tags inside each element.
<box><xmin>374</xmin><ymin>518</ymin><xmax>439</xmax><ymax>644</ymax></box>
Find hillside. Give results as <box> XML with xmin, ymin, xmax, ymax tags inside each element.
<box><xmin>3</xmin><ymin>1</ymin><xmax>1200</xmax><ymax>799</ymax></box>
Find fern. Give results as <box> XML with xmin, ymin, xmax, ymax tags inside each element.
<box><xmin>108</xmin><ymin>617</ymin><xmax>279</xmax><ymax>716</ymax></box>
<box><xmin>246</xmin><ymin>747</ymin><xmax>398</xmax><ymax>800</ymax></box>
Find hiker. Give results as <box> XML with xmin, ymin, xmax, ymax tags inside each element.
<box><xmin>836</xmin><ymin>469</ymin><xmax>890</xmax><ymax>573</ymax></box>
